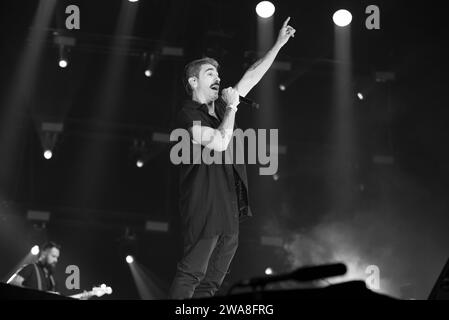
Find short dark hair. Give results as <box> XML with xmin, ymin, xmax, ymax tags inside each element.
<box><xmin>183</xmin><ymin>57</ymin><xmax>219</xmax><ymax>95</ymax></box>
<box><xmin>40</xmin><ymin>241</ymin><xmax>61</xmax><ymax>254</ymax></box>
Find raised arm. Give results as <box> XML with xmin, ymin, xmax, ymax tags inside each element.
<box><xmin>235</xmin><ymin>17</ymin><xmax>296</xmax><ymax>97</ymax></box>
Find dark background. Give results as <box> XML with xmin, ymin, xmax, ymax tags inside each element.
<box><xmin>0</xmin><ymin>0</ymin><xmax>448</xmax><ymax>299</ymax></box>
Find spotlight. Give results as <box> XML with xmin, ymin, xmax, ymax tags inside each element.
<box><xmin>357</xmin><ymin>92</ymin><xmax>364</xmax><ymax>100</ymax></box>
<box><xmin>132</xmin><ymin>139</ymin><xmax>149</xmax><ymax>168</ymax></box>
<box><xmin>44</xmin><ymin>150</ymin><xmax>53</xmax><ymax>160</ymax></box>
<box><xmin>273</xmin><ymin>173</ymin><xmax>279</xmax><ymax>181</ymax></box>
<box><xmin>128</xmin><ymin>0</ymin><xmax>139</xmax><ymax>2</ymax></box>
<box><xmin>256</xmin><ymin>1</ymin><xmax>275</xmax><ymax>18</ymax></box>
<box><xmin>59</xmin><ymin>59</ymin><xmax>68</xmax><ymax>68</ymax></box>
<box><xmin>126</xmin><ymin>255</ymin><xmax>134</xmax><ymax>264</ymax></box>
<box><xmin>58</xmin><ymin>45</ymin><xmax>69</xmax><ymax>68</ymax></box>
<box><xmin>143</xmin><ymin>53</ymin><xmax>157</xmax><ymax>78</ymax></box>
<box><xmin>333</xmin><ymin>9</ymin><xmax>352</xmax><ymax>27</ymax></box>
<box><xmin>31</xmin><ymin>245</ymin><xmax>40</xmax><ymax>256</ymax></box>
<box><xmin>41</xmin><ymin>122</ymin><xmax>63</xmax><ymax>161</ymax></box>
<box><xmin>265</xmin><ymin>268</ymin><xmax>274</xmax><ymax>275</ymax></box>
<box><xmin>54</xmin><ymin>36</ymin><xmax>75</xmax><ymax>68</ymax></box>
<box><xmin>144</xmin><ymin>69</ymin><xmax>152</xmax><ymax>78</ymax></box>
<box><xmin>279</xmin><ymin>84</ymin><xmax>286</xmax><ymax>91</ymax></box>
<box><xmin>136</xmin><ymin>159</ymin><xmax>144</xmax><ymax>168</ymax></box>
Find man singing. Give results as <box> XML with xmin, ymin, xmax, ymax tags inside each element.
<box><xmin>170</xmin><ymin>17</ymin><xmax>296</xmax><ymax>299</ymax></box>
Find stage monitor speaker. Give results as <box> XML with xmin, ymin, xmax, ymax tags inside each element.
<box><xmin>428</xmin><ymin>257</ymin><xmax>449</xmax><ymax>300</ymax></box>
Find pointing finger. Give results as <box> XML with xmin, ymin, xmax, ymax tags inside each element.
<box><xmin>283</xmin><ymin>17</ymin><xmax>291</xmax><ymax>28</ymax></box>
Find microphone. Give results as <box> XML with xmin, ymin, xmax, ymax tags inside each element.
<box><xmin>219</xmin><ymin>84</ymin><xmax>259</xmax><ymax>109</ymax></box>
<box><xmin>239</xmin><ymin>96</ymin><xmax>259</xmax><ymax>109</ymax></box>
<box><xmin>240</xmin><ymin>263</ymin><xmax>347</xmax><ymax>287</ymax></box>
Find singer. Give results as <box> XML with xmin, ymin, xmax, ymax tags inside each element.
<box><xmin>169</xmin><ymin>17</ymin><xmax>296</xmax><ymax>299</ymax></box>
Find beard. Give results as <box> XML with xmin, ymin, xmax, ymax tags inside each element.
<box><xmin>43</xmin><ymin>260</ymin><xmax>57</xmax><ymax>273</ymax></box>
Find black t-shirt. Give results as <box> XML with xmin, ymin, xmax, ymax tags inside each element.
<box><xmin>174</xmin><ymin>97</ymin><xmax>252</xmax><ymax>245</ymax></box>
<box><xmin>17</xmin><ymin>262</ymin><xmax>57</xmax><ymax>292</ymax></box>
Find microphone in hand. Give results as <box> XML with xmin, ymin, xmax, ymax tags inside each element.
<box><xmin>239</xmin><ymin>96</ymin><xmax>259</xmax><ymax>109</ymax></box>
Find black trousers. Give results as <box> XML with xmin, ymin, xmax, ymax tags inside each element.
<box><xmin>169</xmin><ymin>233</ymin><xmax>238</xmax><ymax>299</ymax></box>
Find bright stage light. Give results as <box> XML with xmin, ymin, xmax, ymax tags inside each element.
<box><xmin>256</xmin><ymin>1</ymin><xmax>275</xmax><ymax>19</ymax></box>
<box><xmin>279</xmin><ymin>84</ymin><xmax>286</xmax><ymax>91</ymax></box>
<box><xmin>126</xmin><ymin>255</ymin><xmax>134</xmax><ymax>264</ymax></box>
<box><xmin>265</xmin><ymin>267</ymin><xmax>273</xmax><ymax>275</ymax></box>
<box><xmin>59</xmin><ymin>59</ymin><xmax>68</xmax><ymax>68</ymax></box>
<box><xmin>31</xmin><ymin>245</ymin><xmax>40</xmax><ymax>256</ymax></box>
<box><xmin>357</xmin><ymin>92</ymin><xmax>364</xmax><ymax>100</ymax></box>
<box><xmin>136</xmin><ymin>160</ymin><xmax>144</xmax><ymax>168</ymax></box>
<box><xmin>128</xmin><ymin>0</ymin><xmax>139</xmax><ymax>2</ymax></box>
<box><xmin>44</xmin><ymin>150</ymin><xmax>53</xmax><ymax>160</ymax></box>
<box><xmin>333</xmin><ymin>9</ymin><xmax>352</xmax><ymax>27</ymax></box>
<box><xmin>144</xmin><ymin>69</ymin><xmax>152</xmax><ymax>78</ymax></box>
